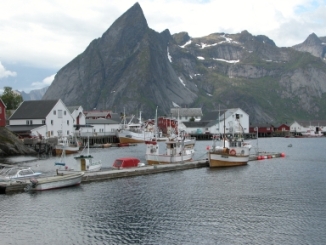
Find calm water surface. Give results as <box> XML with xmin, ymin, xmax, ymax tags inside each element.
<box><xmin>1</xmin><ymin>138</ymin><xmax>326</xmax><ymax>245</ymax></box>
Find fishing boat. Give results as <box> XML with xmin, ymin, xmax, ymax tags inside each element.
<box><xmin>0</xmin><ymin>164</ymin><xmax>42</xmax><ymax>182</ymax></box>
<box><xmin>207</xmin><ymin>113</ymin><xmax>250</xmax><ymax>167</ymax></box>
<box><xmin>56</xmin><ymin>134</ymin><xmax>102</xmax><ymax>172</ymax></box>
<box><xmin>54</xmin><ymin>135</ymin><xmax>80</xmax><ymax>155</ymax></box>
<box><xmin>145</xmin><ymin>135</ymin><xmax>196</xmax><ymax>165</ymax></box>
<box><xmin>25</xmin><ymin>171</ymin><xmax>84</xmax><ymax>191</ymax></box>
<box><xmin>116</xmin><ymin>111</ymin><xmax>153</xmax><ymax>144</ymax></box>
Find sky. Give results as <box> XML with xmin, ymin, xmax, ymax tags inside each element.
<box><xmin>0</xmin><ymin>0</ymin><xmax>325</xmax><ymax>93</ymax></box>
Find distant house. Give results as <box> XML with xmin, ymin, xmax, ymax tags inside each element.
<box><xmin>170</xmin><ymin>108</ymin><xmax>203</xmax><ymax>122</ymax></box>
<box><xmin>275</xmin><ymin>124</ymin><xmax>290</xmax><ymax>132</ymax></box>
<box><xmin>67</xmin><ymin>106</ymin><xmax>86</xmax><ymax>130</ymax></box>
<box><xmin>84</xmin><ymin>110</ymin><xmax>112</xmax><ymax>119</ymax></box>
<box><xmin>7</xmin><ymin>99</ymin><xmax>75</xmax><ymax>138</ymax></box>
<box><xmin>249</xmin><ymin>124</ymin><xmax>274</xmax><ymax>137</ymax></box>
<box><xmin>81</xmin><ymin>118</ymin><xmax>120</xmax><ymax>136</ymax></box>
<box><xmin>180</xmin><ymin>108</ymin><xmax>249</xmax><ymax>134</ymax></box>
<box><xmin>0</xmin><ymin>99</ymin><xmax>6</xmax><ymax>127</ymax></box>
<box><xmin>289</xmin><ymin>120</ymin><xmax>326</xmax><ymax>133</ymax></box>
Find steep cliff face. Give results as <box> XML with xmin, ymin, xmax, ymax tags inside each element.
<box><xmin>43</xmin><ymin>3</ymin><xmax>197</xmax><ymax>118</ymax></box>
<box><xmin>43</xmin><ymin>3</ymin><xmax>326</xmax><ymax>124</ymax></box>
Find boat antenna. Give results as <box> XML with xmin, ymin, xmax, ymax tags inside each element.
<box><xmin>223</xmin><ymin>112</ymin><xmax>226</xmax><ymax>148</ymax></box>
<box><xmin>155</xmin><ymin>106</ymin><xmax>158</xmax><ymax>141</ymax></box>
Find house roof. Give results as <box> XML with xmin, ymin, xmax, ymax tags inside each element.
<box><xmin>9</xmin><ymin>100</ymin><xmax>58</xmax><ymax>120</ymax></box>
<box><xmin>0</xmin><ymin>98</ymin><xmax>6</xmax><ymax>108</ymax></box>
<box><xmin>84</xmin><ymin>110</ymin><xmax>112</xmax><ymax>118</ymax></box>
<box><xmin>183</xmin><ymin>121</ymin><xmax>211</xmax><ymax>127</ymax></box>
<box><xmin>171</xmin><ymin>108</ymin><xmax>203</xmax><ymax>117</ymax></box>
<box><xmin>86</xmin><ymin>118</ymin><xmax>120</xmax><ymax>125</ymax></box>
<box><xmin>295</xmin><ymin>120</ymin><xmax>326</xmax><ymax>127</ymax></box>
<box><xmin>67</xmin><ymin>106</ymin><xmax>81</xmax><ymax>113</ymax></box>
<box><xmin>6</xmin><ymin>125</ymin><xmax>43</xmax><ymax>132</ymax></box>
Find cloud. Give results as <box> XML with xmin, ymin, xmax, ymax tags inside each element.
<box><xmin>0</xmin><ymin>0</ymin><xmax>325</xmax><ymax>71</ymax></box>
<box><xmin>0</xmin><ymin>61</ymin><xmax>17</xmax><ymax>79</ymax></box>
<box><xmin>31</xmin><ymin>73</ymin><xmax>56</xmax><ymax>89</ymax></box>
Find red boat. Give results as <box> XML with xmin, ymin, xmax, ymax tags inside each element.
<box><xmin>112</xmin><ymin>157</ymin><xmax>145</xmax><ymax>169</ymax></box>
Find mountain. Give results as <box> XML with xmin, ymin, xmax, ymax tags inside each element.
<box><xmin>20</xmin><ymin>86</ymin><xmax>48</xmax><ymax>100</ymax></box>
<box><xmin>292</xmin><ymin>33</ymin><xmax>326</xmax><ymax>60</ymax></box>
<box><xmin>43</xmin><ymin>2</ymin><xmax>326</xmax><ymax>124</ymax></box>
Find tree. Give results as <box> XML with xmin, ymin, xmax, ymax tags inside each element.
<box><xmin>0</xmin><ymin>87</ymin><xmax>23</xmax><ymax>110</ymax></box>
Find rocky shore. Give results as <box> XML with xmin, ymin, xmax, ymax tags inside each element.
<box><xmin>0</xmin><ymin>127</ymin><xmax>37</xmax><ymax>156</ymax></box>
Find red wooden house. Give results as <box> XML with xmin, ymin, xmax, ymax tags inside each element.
<box><xmin>249</xmin><ymin>124</ymin><xmax>274</xmax><ymax>137</ymax></box>
<box><xmin>0</xmin><ymin>99</ymin><xmax>6</xmax><ymax>127</ymax></box>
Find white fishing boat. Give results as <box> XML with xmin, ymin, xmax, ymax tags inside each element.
<box><xmin>56</xmin><ymin>134</ymin><xmax>102</xmax><ymax>172</ymax></box>
<box><xmin>0</xmin><ymin>164</ymin><xmax>42</xmax><ymax>182</ymax></box>
<box><xmin>116</xmin><ymin>111</ymin><xmax>153</xmax><ymax>144</ymax></box>
<box><xmin>54</xmin><ymin>135</ymin><xmax>80</xmax><ymax>155</ymax></box>
<box><xmin>25</xmin><ymin>171</ymin><xmax>84</xmax><ymax>191</ymax></box>
<box><xmin>145</xmin><ymin>107</ymin><xmax>196</xmax><ymax>165</ymax></box>
<box><xmin>207</xmin><ymin>113</ymin><xmax>250</xmax><ymax>167</ymax></box>
<box><xmin>145</xmin><ymin>135</ymin><xmax>196</xmax><ymax>165</ymax></box>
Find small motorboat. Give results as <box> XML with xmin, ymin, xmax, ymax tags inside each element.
<box><xmin>0</xmin><ymin>164</ymin><xmax>42</xmax><ymax>182</ymax></box>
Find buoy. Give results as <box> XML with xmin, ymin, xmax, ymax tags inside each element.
<box><xmin>281</xmin><ymin>152</ymin><xmax>286</xmax><ymax>157</ymax></box>
<box><xmin>206</xmin><ymin>146</ymin><xmax>210</xmax><ymax>150</ymax></box>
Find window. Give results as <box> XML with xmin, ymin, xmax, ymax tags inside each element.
<box><xmin>26</xmin><ymin>120</ymin><xmax>29</xmax><ymax>125</ymax></box>
<box><xmin>58</xmin><ymin>110</ymin><xmax>62</xmax><ymax>118</ymax></box>
<box><xmin>67</xmin><ymin>120</ymin><xmax>69</xmax><ymax>125</ymax></box>
<box><xmin>64</xmin><ymin>111</ymin><xmax>66</xmax><ymax>115</ymax></box>
<box><xmin>51</xmin><ymin>120</ymin><xmax>53</xmax><ymax>125</ymax></box>
<box><xmin>67</xmin><ymin>130</ymin><xmax>69</xmax><ymax>135</ymax></box>
<box><xmin>51</xmin><ymin>131</ymin><xmax>53</xmax><ymax>136</ymax></box>
<box><xmin>42</xmin><ymin>120</ymin><xmax>45</xmax><ymax>124</ymax></box>
<box><xmin>29</xmin><ymin>120</ymin><xmax>32</xmax><ymax>125</ymax></box>
<box><xmin>0</xmin><ymin>107</ymin><xmax>2</xmax><ymax>114</ymax></box>
<box><xmin>53</xmin><ymin>110</ymin><xmax>56</xmax><ymax>115</ymax></box>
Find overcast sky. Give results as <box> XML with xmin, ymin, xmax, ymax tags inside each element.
<box><xmin>0</xmin><ymin>0</ymin><xmax>325</xmax><ymax>92</ymax></box>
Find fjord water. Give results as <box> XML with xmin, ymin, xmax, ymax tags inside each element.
<box><xmin>1</xmin><ymin>137</ymin><xmax>326</xmax><ymax>245</ymax></box>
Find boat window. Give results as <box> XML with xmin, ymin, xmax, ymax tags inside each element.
<box><xmin>114</xmin><ymin>160</ymin><xmax>123</xmax><ymax>167</ymax></box>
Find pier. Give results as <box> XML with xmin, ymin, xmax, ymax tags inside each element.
<box><xmin>0</xmin><ymin>151</ymin><xmax>285</xmax><ymax>194</ymax></box>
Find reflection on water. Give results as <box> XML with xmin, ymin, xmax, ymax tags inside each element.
<box><xmin>1</xmin><ymin>138</ymin><xmax>326</xmax><ymax>244</ymax></box>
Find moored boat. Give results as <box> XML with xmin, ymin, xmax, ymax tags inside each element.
<box><xmin>54</xmin><ymin>135</ymin><xmax>80</xmax><ymax>155</ymax></box>
<box><xmin>25</xmin><ymin>171</ymin><xmax>84</xmax><ymax>191</ymax></box>
<box><xmin>145</xmin><ymin>134</ymin><xmax>196</xmax><ymax>165</ymax></box>
<box><xmin>0</xmin><ymin>164</ymin><xmax>42</xmax><ymax>182</ymax></box>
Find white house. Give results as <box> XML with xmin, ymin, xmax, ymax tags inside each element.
<box><xmin>289</xmin><ymin>120</ymin><xmax>326</xmax><ymax>133</ymax></box>
<box><xmin>80</xmin><ymin>118</ymin><xmax>121</xmax><ymax>136</ymax></box>
<box><xmin>170</xmin><ymin>108</ymin><xmax>203</xmax><ymax>122</ymax></box>
<box><xmin>7</xmin><ymin>99</ymin><xmax>75</xmax><ymax>138</ymax></box>
<box><xmin>181</xmin><ymin>108</ymin><xmax>249</xmax><ymax>134</ymax></box>
<box><xmin>67</xmin><ymin>106</ymin><xmax>86</xmax><ymax>129</ymax></box>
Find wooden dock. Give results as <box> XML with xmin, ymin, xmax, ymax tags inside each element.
<box><xmin>0</xmin><ymin>152</ymin><xmax>286</xmax><ymax>194</ymax></box>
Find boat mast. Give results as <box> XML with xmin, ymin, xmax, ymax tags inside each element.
<box><xmin>223</xmin><ymin>112</ymin><xmax>226</xmax><ymax>148</ymax></box>
<box><xmin>155</xmin><ymin>106</ymin><xmax>158</xmax><ymax>141</ymax></box>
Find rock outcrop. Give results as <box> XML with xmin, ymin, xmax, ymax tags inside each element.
<box><xmin>0</xmin><ymin>127</ymin><xmax>37</xmax><ymax>156</ymax></box>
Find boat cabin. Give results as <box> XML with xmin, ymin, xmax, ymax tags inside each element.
<box><xmin>113</xmin><ymin>157</ymin><xmax>143</xmax><ymax>169</ymax></box>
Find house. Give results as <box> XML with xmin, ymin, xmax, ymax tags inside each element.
<box><xmin>0</xmin><ymin>99</ymin><xmax>6</xmax><ymax>127</ymax></box>
<box><xmin>84</xmin><ymin>110</ymin><xmax>113</xmax><ymax>119</ymax></box>
<box><xmin>289</xmin><ymin>120</ymin><xmax>326</xmax><ymax>133</ymax></box>
<box><xmin>180</xmin><ymin>108</ymin><xmax>250</xmax><ymax>135</ymax></box>
<box><xmin>170</xmin><ymin>108</ymin><xmax>203</xmax><ymax>122</ymax></box>
<box><xmin>275</xmin><ymin>124</ymin><xmax>290</xmax><ymax>132</ymax></box>
<box><xmin>7</xmin><ymin>99</ymin><xmax>75</xmax><ymax>138</ymax></box>
<box><xmin>249</xmin><ymin>124</ymin><xmax>274</xmax><ymax>137</ymax></box>
<box><xmin>81</xmin><ymin>118</ymin><xmax>120</xmax><ymax>136</ymax></box>
<box><xmin>67</xmin><ymin>106</ymin><xmax>86</xmax><ymax>130</ymax></box>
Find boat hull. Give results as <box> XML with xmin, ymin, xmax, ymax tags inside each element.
<box><xmin>116</xmin><ymin>130</ymin><xmax>153</xmax><ymax>144</ymax></box>
<box><xmin>28</xmin><ymin>173</ymin><xmax>84</xmax><ymax>191</ymax></box>
<box><xmin>146</xmin><ymin>153</ymin><xmax>194</xmax><ymax>165</ymax></box>
<box><xmin>208</xmin><ymin>152</ymin><xmax>249</xmax><ymax>167</ymax></box>
<box><xmin>55</xmin><ymin>146</ymin><xmax>79</xmax><ymax>155</ymax></box>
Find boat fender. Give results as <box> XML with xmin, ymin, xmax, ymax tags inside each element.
<box><xmin>229</xmin><ymin>149</ymin><xmax>236</xmax><ymax>155</ymax></box>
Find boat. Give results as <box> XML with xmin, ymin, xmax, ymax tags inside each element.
<box><xmin>0</xmin><ymin>164</ymin><xmax>42</xmax><ymax>182</ymax></box>
<box><xmin>112</xmin><ymin>157</ymin><xmax>145</xmax><ymax>169</ymax></box>
<box><xmin>25</xmin><ymin>171</ymin><xmax>84</xmax><ymax>191</ymax></box>
<box><xmin>145</xmin><ymin>134</ymin><xmax>196</xmax><ymax>165</ymax></box>
<box><xmin>207</xmin><ymin>113</ymin><xmax>250</xmax><ymax>167</ymax></box>
<box><xmin>301</xmin><ymin>129</ymin><xmax>323</xmax><ymax>137</ymax></box>
<box><xmin>54</xmin><ymin>135</ymin><xmax>80</xmax><ymax>155</ymax></box>
<box><xmin>56</xmin><ymin>134</ymin><xmax>102</xmax><ymax>172</ymax></box>
<box><xmin>145</xmin><ymin>107</ymin><xmax>196</xmax><ymax>164</ymax></box>
<box><xmin>116</xmin><ymin>111</ymin><xmax>154</xmax><ymax>144</ymax></box>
